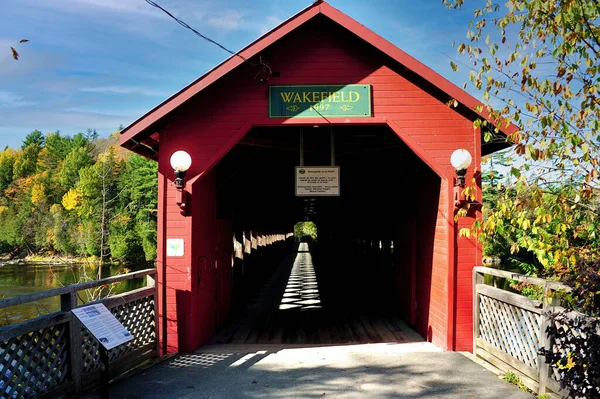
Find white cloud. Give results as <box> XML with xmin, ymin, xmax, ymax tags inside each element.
<box><xmin>0</xmin><ymin>91</ymin><xmax>35</xmax><ymax>108</ymax></box>
<box><xmin>207</xmin><ymin>10</ymin><xmax>245</xmax><ymax>31</ymax></box>
<box><xmin>79</xmin><ymin>86</ymin><xmax>169</xmax><ymax>97</ymax></box>
<box><xmin>259</xmin><ymin>16</ymin><xmax>284</xmax><ymax>35</ymax></box>
<box><xmin>0</xmin><ymin>109</ymin><xmax>129</xmax><ymax>137</ymax></box>
<box><xmin>27</xmin><ymin>0</ymin><xmax>167</xmax><ymax>19</ymax></box>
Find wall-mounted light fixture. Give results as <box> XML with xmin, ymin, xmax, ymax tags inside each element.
<box><xmin>450</xmin><ymin>149</ymin><xmax>472</xmax><ymax>209</ymax></box>
<box><xmin>170</xmin><ymin>150</ymin><xmax>192</xmax><ymax>215</ymax></box>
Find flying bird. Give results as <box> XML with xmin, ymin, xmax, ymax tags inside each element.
<box><xmin>10</xmin><ymin>40</ymin><xmax>29</xmax><ymax>60</ymax></box>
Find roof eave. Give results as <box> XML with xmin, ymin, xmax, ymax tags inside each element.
<box><xmin>119</xmin><ymin>1</ymin><xmax>324</xmax><ymax>147</ymax></box>
<box><xmin>120</xmin><ymin>0</ymin><xmax>519</xmax><ymax>154</ymax></box>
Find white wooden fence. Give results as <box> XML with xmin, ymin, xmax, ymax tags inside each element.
<box><xmin>473</xmin><ymin>266</ymin><xmax>572</xmax><ymax>397</ymax></box>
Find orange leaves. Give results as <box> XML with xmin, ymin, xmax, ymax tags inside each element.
<box><xmin>566</xmin><ymin>73</ymin><xmax>573</xmax><ymax>83</ymax></box>
<box><xmin>554</xmin><ymin>81</ymin><xmax>563</xmax><ymax>95</ymax></box>
<box><xmin>584</xmin><ymin>168</ymin><xmax>598</xmax><ymax>183</ymax></box>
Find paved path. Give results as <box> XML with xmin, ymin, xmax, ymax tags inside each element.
<box><xmin>108</xmin><ymin>342</ymin><xmax>533</xmax><ymax>398</ymax></box>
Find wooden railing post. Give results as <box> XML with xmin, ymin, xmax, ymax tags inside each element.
<box><xmin>537</xmin><ymin>284</ymin><xmax>553</xmax><ymax>396</ymax></box>
<box><xmin>61</xmin><ymin>291</ymin><xmax>83</xmax><ymax>397</ymax></box>
<box><xmin>147</xmin><ymin>274</ymin><xmax>160</xmax><ymax>357</ymax></box>
<box><xmin>473</xmin><ymin>268</ymin><xmax>483</xmax><ymax>355</ymax></box>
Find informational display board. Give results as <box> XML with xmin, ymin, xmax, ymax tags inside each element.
<box><xmin>72</xmin><ymin>304</ymin><xmax>133</xmax><ymax>350</ymax></box>
<box><xmin>295</xmin><ymin>166</ymin><xmax>340</xmax><ymax>196</ymax></box>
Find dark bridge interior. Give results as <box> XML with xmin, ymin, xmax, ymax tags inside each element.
<box><xmin>213</xmin><ymin>126</ymin><xmax>440</xmax><ymax>344</ymax></box>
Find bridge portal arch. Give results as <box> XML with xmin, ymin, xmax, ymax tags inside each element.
<box><xmin>120</xmin><ymin>0</ymin><xmax>514</xmax><ymax>354</ymax></box>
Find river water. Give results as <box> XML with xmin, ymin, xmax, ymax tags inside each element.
<box><xmin>0</xmin><ymin>263</ymin><xmax>149</xmax><ymax>325</ymax></box>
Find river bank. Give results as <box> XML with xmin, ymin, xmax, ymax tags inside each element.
<box><xmin>0</xmin><ymin>261</ymin><xmax>150</xmax><ymax>324</ymax></box>
<box><xmin>0</xmin><ymin>254</ymin><xmax>118</xmax><ymax>267</ymax></box>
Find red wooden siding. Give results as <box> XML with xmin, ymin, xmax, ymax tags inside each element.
<box><xmin>453</xmin><ymin>127</ymin><xmax>482</xmax><ymax>351</ymax></box>
<box><xmin>152</xmin><ymin>15</ymin><xmax>482</xmax><ymax>352</ymax></box>
<box><xmin>159</xmin><ymin>18</ymin><xmax>475</xmax><ymax>182</ymax></box>
<box><xmin>157</xmin><ymin>159</ymin><xmax>194</xmax><ymax>353</ymax></box>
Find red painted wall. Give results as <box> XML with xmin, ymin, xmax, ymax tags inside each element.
<box><xmin>188</xmin><ymin>171</ymin><xmax>218</xmax><ymax>350</ymax></box>
<box><xmin>215</xmin><ymin>219</ymin><xmax>233</xmax><ymax>328</ymax></box>
<box><xmin>156</xmin><ymin>16</ymin><xmax>481</xmax><ymax>352</ymax></box>
<box><xmin>156</xmin><ymin>157</ymin><xmax>193</xmax><ymax>353</ymax></box>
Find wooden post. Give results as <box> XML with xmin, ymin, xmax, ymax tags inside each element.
<box><xmin>472</xmin><ymin>269</ymin><xmax>483</xmax><ymax>355</ymax></box>
<box><xmin>99</xmin><ymin>346</ymin><xmax>109</xmax><ymax>399</ymax></box>
<box><xmin>148</xmin><ymin>274</ymin><xmax>160</xmax><ymax>357</ymax></box>
<box><xmin>537</xmin><ymin>284</ymin><xmax>552</xmax><ymax>396</ymax></box>
<box><xmin>61</xmin><ymin>291</ymin><xmax>83</xmax><ymax>397</ymax></box>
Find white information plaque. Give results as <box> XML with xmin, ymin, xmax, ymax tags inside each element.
<box><xmin>166</xmin><ymin>238</ymin><xmax>184</xmax><ymax>257</ymax></box>
<box><xmin>72</xmin><ymin>304</ymin><xmax>133</xmax><ymax>350</ymax></box>
<box><xmin>295</xmin><ymin>166</ymin><xmax>340</xmax><ymax>196</ymax></box>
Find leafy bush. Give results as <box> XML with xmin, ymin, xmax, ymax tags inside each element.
<box><xmin>541</xmin><ymin>259</ymin><xmax>600</xmax><ymax>398</ymax></box>
<box><xmin>508</xmin><ymin>280</ymin><xmax>544</xmax><ymax>301</ymax></box>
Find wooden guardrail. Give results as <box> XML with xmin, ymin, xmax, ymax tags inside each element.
<box><xmin>0</xmin><ymin>268</ymin><xmax>159</xmax><ymax>398</ymax></box>
<box><xmin>473</xmin><ymin>266</ymin><xmax>573</xmax><ymax>397</ymax></box>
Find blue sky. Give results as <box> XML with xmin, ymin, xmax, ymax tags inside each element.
<box><xmin>0</xmin><ymin>0</ymin><xmax>479</xmax><ymax>149</ymax></box>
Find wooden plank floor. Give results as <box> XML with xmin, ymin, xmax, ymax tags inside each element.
<box><xmin>211</xmin><ymin>244</ymin><xmax>423</xmax><ymax>346</ymax></box>
<box><xmin>212</xmin><ymin>311</ymin><xmax>422</xmax><ymax>345</ymax></box>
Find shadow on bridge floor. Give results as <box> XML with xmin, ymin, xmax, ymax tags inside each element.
<box><xmin>101</xmin><ymin>243</ymin><xmax>532</xmax><ymax>399</ymax></box>
<box><xmin>212</xmin><ymin>242</ymin><xmax>421</xmax><ymax>346</ymax></box>
<box><xmin>106</xmin><ymin>343</ymin><xmax>532</xmax><ymax>399</ymax></box>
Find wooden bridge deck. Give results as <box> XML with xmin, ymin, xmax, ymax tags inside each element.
<box><xmin>212</xmin><ymin>312</ymin><xmax>422</xmax><ymax>346</ymax></box>
<box><xmin>211</xmin><ymin>243</ymin><xmax>423</xmax><ymax>346</ymax></box>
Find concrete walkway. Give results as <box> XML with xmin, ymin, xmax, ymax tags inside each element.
<box><xmin>108</xmin><ymin>342</ymin><xmax>533</xmax><ymax>398</ymax></box>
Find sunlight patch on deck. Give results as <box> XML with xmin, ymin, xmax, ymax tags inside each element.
<box><xmin>279</xmin><ymin>243</ymin><xmax>322</xmax><ymax>311</ymax></box>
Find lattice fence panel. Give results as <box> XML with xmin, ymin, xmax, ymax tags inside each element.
<box><xmin>0</xmin><ymin>323</ymin><xmax>69</xmax><ymax>399</ymax></box>
<box><xmin>82</xmin><ymin>295</ymin><xmax>156</xmax><ymax>374</ymax></box>
<box><xmin>479</xmin><ymin>294</ymin><xmax>541</xmax><ymax>368</ymax></box>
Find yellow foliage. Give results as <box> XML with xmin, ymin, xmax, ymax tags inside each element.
<box><xmin>31</xmin><ymin>183</ymin><xmax>45</xmax><ymax>204</ymax></box>
<box><xmin>459</xmin><ymin>228</ymin><xmax>471</xmax><ymax>238</ymax></box>
<box><xmin>0</xmin><ymin>205</ymin><xmax>7</xmax><ymax>215</ymax></box>
<box><xmin>62</xmin><ymin>188</ymin><xmax>82</xmax><ymax>210</ymax></box>
<box><xmin>0</xmin><ymin>148</ymin><xmax>16</xmax><ymax>163</ymax></box>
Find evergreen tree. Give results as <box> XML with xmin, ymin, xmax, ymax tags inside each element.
<box><xmin>21</xmin><ymin>130</ymin><xmax>44</xmax><ymax>150</ymax></box>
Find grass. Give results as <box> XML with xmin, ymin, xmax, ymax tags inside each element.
<box><xmin>503</xmin><ymin>371</ymin><xmax>552</xmax><ymax>398</ymax></box>
<box><xmin>503</xmin><ymin>370</ymin><xmax>531</xmax><ymax>393</ymax></box>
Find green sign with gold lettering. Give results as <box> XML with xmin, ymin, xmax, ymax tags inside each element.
<box><xmin>269</xmin><ymin>85</ymin><xmax>372</xmax><ymax>118</ymax></box>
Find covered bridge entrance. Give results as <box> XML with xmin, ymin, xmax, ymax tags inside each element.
<box><xmin>120</xmin><ymin>0</ymin><xmax>511</xmax><ymax>355</ymax></box>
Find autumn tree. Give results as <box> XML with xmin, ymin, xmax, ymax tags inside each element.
<box><xmin>0</xmin><ymin>149</ymin><xmax>16</xmax><ymax>193</ymax></box>
<box><xmin>446</xmin><ymin>0</ymin><xmax>600</xmax><ymax>275</ymax></box>
<box><xmin>0</xmin><ymin>128</ymin><xmax>158</xmax><ymax>264</ymax></box>
<box><xmin>114</xmin><ymin>153</ymin><xmax>158</xmax><ymax>261</ymax></box>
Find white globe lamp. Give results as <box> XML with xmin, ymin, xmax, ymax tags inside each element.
<box><xmin>450</xmin><ymin>149</ymin><xmax>472</xmax><ymax>187</ymax></box>
<box><xmin>170</xmin><ymin>151</ymin><xmax>192</xmax><ymax>189</ymax></box>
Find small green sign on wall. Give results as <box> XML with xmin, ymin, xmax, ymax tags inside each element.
<box><xmin>269</xmin><ymin>85</ymin><xmax>372</xmax><ymax>118</ymax></box>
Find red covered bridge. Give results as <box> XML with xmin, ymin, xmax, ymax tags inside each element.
<box><xmin>120</xmin><ymin>0</ymin><xmax>512</xmax><ymax>355</ymax></box>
